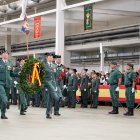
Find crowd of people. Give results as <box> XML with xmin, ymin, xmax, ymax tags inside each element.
<box><xmin>0</xmin><ymin>50</ymin><xmax>138</xmax><ymax>119</ymax></box>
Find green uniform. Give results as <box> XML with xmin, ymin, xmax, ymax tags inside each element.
<box><xmin>53</xmin><ymin>63</ymin><xmax>64</xmax><ymax>109</ymax></box>
<box><xmin>109</xmin><ymin>68</ymin><xmax>122</xmax><ymax>107</ymax></box>
<box><xmin>124</xmin><ymin>70</ymin><xmax>136</xmax><ymax>109</ymax></box>
<box><xmin>44</xmin><ymin>62</ymin><xmax>60</xmax><ymax>115</ymax></box>
<box><xmin>13</xmin><ymin>66</ymin><xmax>27</xmax><ymax>113</ymax></box>
<box><xmin>67</xmin><ymin>74</ymin><xmax>78</xmax><ymax>108</ymax></box>
<box><xmin>11</xmin><ymin>76</ymin><xmax>17</xmax><ymax>105</ymax></box>
<box><xmin>92</xmin><ymin>78</ymin><xmax>100</xmax><ymax>108</ymax></box>
<box><xmin>80</xmin><ymin>74</ymin><xmax>89</xmax><ymax>107</ymax></box>
<box><xmin>0</xmin><ymin>59</ymin><xmax>14</xmax><ymax>117</ymax></box>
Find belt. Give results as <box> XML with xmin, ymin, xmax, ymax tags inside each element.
<box><xmin>125</xmin><ymin>85</ymin><xmax>132</xmax><ymax>87</ymax></box>
<box><xmin>110</xmin><ymin>83</ymin><xmax>118</xmax><ymax>86</ymax></box>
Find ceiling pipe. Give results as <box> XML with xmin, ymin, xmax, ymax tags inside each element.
<box><xmin>0</xmin><ymin>0</ymin><xmax>51</xmax><ymax>16</ymax></box>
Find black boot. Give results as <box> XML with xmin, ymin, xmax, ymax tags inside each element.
<box><xmin>46</xmin><ymin>114</ymin><xmax>52</xmax><ymax>119</ymax></box>
<box><xmin>109</xmin><ymin>107</ymin><xmax>119</xmax><ymax>114</ymax></box>
<box><xmin>20</xmin><ymin>111</ymin><xmax>26</xmax><ymax>115</ymax></box>
<box><xmin>54</xmin><ymin>112</ymin><xmax>61</xmax><ymax>116</ymax></box>
<box><xmin>124</xmin><ymin>108</ymin><xmax>129</xmax><ymax>116</ymax></box>
<box><xmin>127</xmin><ymin>108</ymin><xmax>134</xmax><ymax>116</ymax></box>
<box><xmin>1</xmin><ymin>115</ymin><xmax>8</xmax><ymax>119</ymax></box>
<box><xmin>108</xmin><ymin>107</ymin><xmax>115</xmax><ymax>114</ymax></box>
<box><xmin>20</xmin><ymin>109</ymin><xmax>26</xmax><ymax>115</ymax></box>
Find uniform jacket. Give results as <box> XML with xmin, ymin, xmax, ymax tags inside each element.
<box><xmin>44</xmin><ymin>62</ymin><xmax>57</xmax><ymax>92</ymax></box>
<box><xmin>80</xmin><ymin>74</ymin><xmax>89</xmax><ymax>91</ymax></box>
<box><xmin>124</xmin><ymin>70</ymin><xmax>136</xmax><ymax>86</ymax></box>
<box><xmin>92</xmin><ymin>78</ymin><xmax>100</xmax><ymax>92</ymax></box>
<box><xmin>0</xmin><ymin>59</ymin><xmax>14</xmax><ymax>88</ymax></box>
<box><xmin>68</xmin><ymin>74</ymin><xmax>78</xmax><ymax>92</ymax></box>
<box><xmin>109</xmin><ymin>68</ymin><xmax>122</xmax><ymax>85</ymax></box>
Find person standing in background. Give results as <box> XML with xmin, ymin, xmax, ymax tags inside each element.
<box><xmin>91</xmin><ymin>73</ymin><xmax>100</xmax><ymax>109</ymax></box>
<box><xmin>67</xmin><ymin>68</ymin><xmax>78</xmax><ymax>108</ymax></box>
<box><xmin>124</xmin><ymin>64</ymin><xmax>136</xmax><ymax>116</ymax></box>
<box><xmin>108</xmin><ymin>62</ymin><xmax>122</xmax><ymax>115</ymax></box>
<box><xmin>80</xmin><ymin>69</ymin><xmax>89</xmax><ymax>108</ymax></box>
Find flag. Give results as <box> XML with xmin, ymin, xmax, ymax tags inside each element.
<box><xmin>34</xmin><ymin>16</ymin><xmax>41</xmax><ymax>39</ymax></box>
<box><xmin>22</xmin><ymin>16</ymin><xmax>30</xmax><ymax>34</ymax></box>
<box><xmin>20</xmin><ymin>0</ymin><xmax>28</xmax><ymax>19</ymax></box>
<box><xmin>84</xmin><ymin>4</ymin><xmax>93</xmax><ymax>31</ymax></box>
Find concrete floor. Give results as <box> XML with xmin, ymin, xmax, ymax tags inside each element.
<box><xmin>0</xmin><ymin>106</ymin><xmax>140</xmax><ymax>140</ymax></box>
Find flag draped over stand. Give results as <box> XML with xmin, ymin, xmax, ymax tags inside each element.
<box><xmin>84</xmin><ymin>4</ymin><xmax>93</xmax><ymax>31</ymax></box>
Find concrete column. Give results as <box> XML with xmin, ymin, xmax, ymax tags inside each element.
<box><xmin>100</xmin><ymin>43</ymin><xmax>104</xmax><ymax>71</ymax></box>
<box><xmin>4</xmin><ymin>16</ymin><xmax>12</xmax><ymax>55</ymax></box>
<box><xmin>5</xmin><ymin>34</ymin><xmax>11</xmax><ymax>53</ymax></box>
<box><xmin>55</xmin><ymin>0</ymin><xmax>66</xmax><ymax>64</ymax></box>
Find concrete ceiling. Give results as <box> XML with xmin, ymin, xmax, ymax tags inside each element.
<box><xmin>0</xmin><ymin>0</ymin><xmax>140</xmax><ymax>36</ymax></box>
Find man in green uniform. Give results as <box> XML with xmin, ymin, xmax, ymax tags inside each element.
<box><xmin>67</xmin><ymin>68</ymin><xmax>78</xmax><ymax>108</ymax></box>
<box><xmin>108</xmin><ymin>62</ymin><xmax>122</xmax><ymax>114</ymax></box>
<box><xmin>13</xmin><ymin>58</ymin><xmax>28</xmax><ymax>115</ymax></box>
<box><xmin>0</xmin><ymin>50</ymin><xmax>14</xmax><ymax>119</ymax></box>
<box><xmin>44</xmin><ymin>53</ymin><xmax>60</xmax><ymax>119</ymax></box>
<box><xmin>91</xmin><ymin>73</ymin><xmax>100</xmax><ymax>109</ymax></box>
<box><xmin>124</xmin><ymin>64</ymin><xmax>136</xmax><ymax>116</ymax></box>
<box><xmin>53</xmin><ymin>55</ymin><xmax>64</xmax><ymax>111</ymax></box>
<box><xmin>80</xmin><ymin>69</ymin><xmax>89</xmax><ymax>108</ymax></box>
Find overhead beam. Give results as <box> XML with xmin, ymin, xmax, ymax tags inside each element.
<box><xmin>0</xmin><ymin>9</ymin><xmax>56</xmax><ymax>26</ymax></box>
<box><xmin>63</xmin><ymin>0</ymin><xmax>104</xmax><ymax>10</ymax></box>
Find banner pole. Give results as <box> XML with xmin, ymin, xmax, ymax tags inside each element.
<box><xmin>26</xmin><ymin>33</ymin><xmax>29</xmax><ymax>59</ymax></box>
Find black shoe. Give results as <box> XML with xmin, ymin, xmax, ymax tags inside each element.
<box><xmin>93</xmin><ymin>106</ymin><xmax>98</xmax><ymax>109</ymax></box>
<box><xmin>46</xmin><ymin>114</ymin><xmax>52</xmax><ymax>119</ymax></box>
<box><xmin>1</xmin><ymin>115</ymin><xmax>8</xmax><ymax>119</ymax></box>
<box><xmin>7</xmin><ymin>103</ymin><xmax>10</xmax><ymax>110</ymax></box>
<box><xmin>124</xmin><ymin>111</ymin><xmax>129</xmax><ymax>116</ymax></box>
<box><xmin>109</xmin><ymin>107</ymin><xmax>119</xmax><ymax>114</ymax></box>
<box><xmin>124</xmin><ymin>108</ymin><xmax>129</xmax><ymax>116</ymax></box>
<box><xmin>127</xmin><ymin>108</ymin><xmax>134</xmax><ymax>116</ymax></box>
<box><xmin>54</xmin><ymin>113</ymin><xmax>61</xmax><ymax>116</ymax></box>
<box><xmin>20</xmin><ymin>112</ymin><xmax>26</xmax><ymax>115</ymax></box>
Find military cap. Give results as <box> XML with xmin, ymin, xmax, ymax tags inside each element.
<box><xmin>111</xmin><ymin>61</ymin><xmax>117</xmax><ymax>65</ymax></box>
<box><xmin>17</xmin><ymin>58</ymin><xmax>25</xmax><ymax>62</ymax></box>
<box><xmin>1</xmin><ymin>50</ymin><xmax>9</xmax><ymax>54</ymax></box>
<box><xmin>45</xmin><ymin>52</ymin><xmax>55</xmax><ymax>57</ymax></box>
<box><xmin>83</xmin><ymin>69</ymin><xmax>88</xmax><ymax>72</ymax></box>
<box><xmin>127</xmin><ymin>63</ymin><xmax>134</xmax><ymax>69</ymax></box>
<box><xmin>73</xmin><ymin>69</ymin><xmax>77</xmax><ymax>73</ymax></box>
<box><xmin>70</xmin><ymin>68</ymin><xmax>77</xmax><ymax>73</ymax></box>
<box><xmin>54</xmin><ymin>55</ymin><xmax>61</xmax><ymax>58</ymax></box>
<box><xmin>66</xmin><ymin>67</ymin><xmax>70</xmax><ymax>70</ymax></box>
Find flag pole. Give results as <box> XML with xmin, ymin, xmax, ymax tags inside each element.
<box><xmin>26</xmin><ymin>33</ymin><xmax>29</xmax><ymax>59</ymax></box>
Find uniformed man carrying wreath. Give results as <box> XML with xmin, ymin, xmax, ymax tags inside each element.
<box><xmin>108</xmin><ymin>61</ymin><xmax>122</xmax><ymax>114</ymax></box>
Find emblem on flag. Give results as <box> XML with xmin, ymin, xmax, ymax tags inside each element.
<box><xmin>22</xmin><ymin>16</ymin><xmax>30</xmax><ymax>34</ymax></box>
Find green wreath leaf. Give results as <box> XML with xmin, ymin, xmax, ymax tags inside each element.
<box><xmin>19</xmin><ymin>58</ymin><xmax>46</xmax><ymax>95</ymax></box>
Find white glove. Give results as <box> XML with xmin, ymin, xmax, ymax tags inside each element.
<box><xmin>94</xmin><ymin>91</ymin><xmax>97</xmax><ymax>93</ymax></box>
<box><xmin>115</xmin><ymin>87</ymin><xmax>120</xmax><ymax>92</ymax></box>
<box><xmin>55</xmin><ymin>87</ymin><xmax>58</xmax><ymax>91</ymax></box>
<box><xmin>45</xmin><ymin>88</ymin><xmax>48</xmax><ymax>91</ymax></box>
<box><xmin>84</xmin><ymin>89</ymin><xmax>87</xmax><ymax>91</ymax></box>
<box><xmin>132</xmin><ymin>88</ymin><xmax>135</xmax><ymax>93</ymax></box>
<box><xmin>63</xmin><ymin>85</ymin><xmax>67</xmax><ymax>89</ymax></box>
<box><xmin>14</xmin><ymin>81</ymin><xmax>18</xmax><ymax>85</ymax></box>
